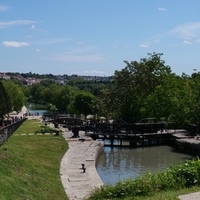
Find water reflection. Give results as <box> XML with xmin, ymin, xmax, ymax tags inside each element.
<box><xmin>28</xmin><ymin>109</ymin><xmax>47</xmax><ymax>116</ymax></box>
<box><xmin>26</xmin><ymin>103</ymin><xmax>48</xmax><ymax>115</ymax></box>
<box><xmin>96</xmin><ymin>145</ymin><xmax>193</xmax><ymax>185</ymax></box>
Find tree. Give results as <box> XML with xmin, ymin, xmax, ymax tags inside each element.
<box><xmin>55</xmin><ymin>85</ymin><xmax>75</xmax><ymax>113</ymax></box>
<box><xmin>100</xmin><ymin>53</ymin><xmax>173</xmax><ymax>122</ymax></box>
<box><xmin>112</xmin><ymin>68</ymin><xmax>138</xmax><ymax>122</ymax></box>
<box><xmin>2</xmin><ymin>80</ymin><xmax>25</xmax><ymax>112</ymax></box>
<box><xmin>40</xmin><ymin>79</ymin><xmax>56</xmax><ymax>87</ymax></box>
<box><xmin>188</xmin><ymin>72</ymin><xmax>200</xmax><ymax>128</ymax></box>
<box><xmin>0</xmin><ymin>81</ymin><xmax>11</xmax><ymax>118</ymax></box>
<box><xmin>123</xmin><ymin>52</ymin><xmax>171</xmax><ymax>97</ymax></box>
<box><xmin>95</xmin><ymin>88</ymin><xmax>120</xmax><ymax>121</ymax></box>
<box><xmin>29</xmin><ymin>83</ymin><xmax>45</xmax><ymax>102</ymax></box>
<box><xmin>144</xmin><ymin>73</ymin><xmax>191</xmax><ymax>127</ymax></box>
<box><xmin>43</xmin><ymin>84</ymin><xmax>61</xmax><ymax>105</ymax></box>
<box><xmin>73</xmin><ymin>92</ymin><xmax>95</xmax><ymax>116</ymax></box>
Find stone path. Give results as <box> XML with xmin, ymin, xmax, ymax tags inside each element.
<box><xmin>179</xmin><ymin>191</ymin><xmax>200</xmax><ymax>200</ymax></box>
<box><xmin>60</xmin><ymin>130</ymin><xmax>104</xmax><ymax>200</ymax></box>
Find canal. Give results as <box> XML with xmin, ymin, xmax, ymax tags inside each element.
<box><xmin>25</xmin><ymin>103</ymin><xmax>48</xmax><ymax>116</ymax></box>
<box><xmin>96</xmin><ymin>145</ymin><xmax>193</xmax><ymax>185</ymax></box>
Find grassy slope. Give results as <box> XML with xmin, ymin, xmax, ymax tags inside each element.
<box><xmin>0</xmin><ymin>119</ymin><xmax>68</xmax><ymax>200</ymax></box>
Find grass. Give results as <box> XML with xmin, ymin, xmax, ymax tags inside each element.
<box><xmin>13</xmin><ymin>119</ymin><xmax>43</xmax><ymax>134</ymax></box>
<box><xmin>101</xmin><ymin>186</ymin><xmax>200</xmax><ymax>200</ymax></box>
<box><xmin>0</xmin><ymin>119</ymin><xmax>68</xmax><ymax>200</ymax></box>
<box><xmin>126</xmin><ymin>187</ymin><xmax>200</xmax><ymax>200</ymax></box>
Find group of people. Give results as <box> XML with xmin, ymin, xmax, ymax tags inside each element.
<box><xmin>0</xmin><ymin>114</ymin><xmax>24</xmax><ymax>129</ymax></box>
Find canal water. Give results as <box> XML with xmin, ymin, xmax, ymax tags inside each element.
<box><xmin>28</xmin><ymin>109</ymin><xmax>48</xmax><ymax>116</ymax></box>
<box><xmin>96</xmin><ymin>145</ymin><xmax>193</xmax><ymax>185</ymax></box>
<box><xmin>25</xmin><ymin>103</ymin><xmax>48</xmax><ymax>116</ymax></box>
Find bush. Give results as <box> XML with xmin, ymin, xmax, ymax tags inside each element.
<box><xmin>35</xmin><ymin>125</ymin><xmax>63</xmax><ymax>134</ymax></box>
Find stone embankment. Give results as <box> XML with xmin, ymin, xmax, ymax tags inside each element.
<box><xmin>172</xmin><ymin>132</ymin><xmax>200</xmax><ymax>200</ymax></box>
<box><xmin>173</xmin><ymin>132</ymin><xmax>200</xmax><ymax>155</ymax></box>
<box><xmin>60</xmin><ymin>130</ymin><xmax>104</xmax><ymax>200</ymax></box>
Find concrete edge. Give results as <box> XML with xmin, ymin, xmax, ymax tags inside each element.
<box><xmin>60</xmin><ymin>136</ymin><xmax>104</xmax><ymax>200</ymax></box>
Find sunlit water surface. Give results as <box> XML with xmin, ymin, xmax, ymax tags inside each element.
<box><xmin>96</xmin><ymin>145</ymin><xmax>193</xmax><ymax>185</ymax></box>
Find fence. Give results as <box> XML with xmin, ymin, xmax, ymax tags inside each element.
<box><xmin>0</xmin><ymin>118</ymin><xmax>27</xmax><ymax>146</ymax></box>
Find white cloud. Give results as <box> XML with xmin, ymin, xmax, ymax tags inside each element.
<box><xmin>30</xmin><ymin>24</ymin><xmax>45</xmax><ymax>32</ymax></box>
<box><xmin>183</xmin><ymin>40</ymin><xmax>192</xmax><ymax>45</ymax></box>
<box><xmin>0</xmin><ymin>20</ymin><xmax>36</xmax><ymax>28</ymax></box>
<box><xmin>2</xmin><ymin>41</ymin><xmax>30</xmax><ymax>47</ymax></box>
<box><xmin>169</xmin><ymin>22</ymin><xmax>200</xmax><ymax>39</ymax></box>
<box><xmin>0</xmin><ymin>5</ymin><xmax>10</xmax><ymax>11</ymax></box>
<box><xmin>139</xmin><ymin>44</ymin><xmax>149</xmax><ymax>48</ymax></box>
<box><xmin>158</xmin><ymin>7</ymin><xmax>167</xmax><ymax>12</ymax></box>
<box><xmin>30</xmin><ymin>24</ymin><xmax>35</xmax><ymax>30</ymax></box>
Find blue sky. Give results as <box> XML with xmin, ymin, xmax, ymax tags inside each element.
<box><xmin>1</xmin><ymin>0</ymin><xmax>200</xmax><ymax>76</ymax></box>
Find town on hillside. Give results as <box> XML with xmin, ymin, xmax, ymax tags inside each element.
<box><xmin>0</xmin><ymin>72</ymin><xmax>112</xmax><ymax>86</ymax></box>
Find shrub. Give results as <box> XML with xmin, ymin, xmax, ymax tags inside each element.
<box><xmin>35</xmin><ymin>125</ymin><xmax>63</xmax><ymax>134</ymax></box>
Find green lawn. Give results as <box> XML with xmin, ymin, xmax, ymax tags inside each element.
<box><xmin>0</xmin><ymin>119</ymin><xmax>68</xmax><ymax>200</ymax></box>
<box><xmin>120</xmin><ymin>187</ymin><xmax>200</xmax><ymax>200</ymax></box>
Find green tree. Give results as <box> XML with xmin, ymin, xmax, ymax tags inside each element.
<box><xmin>55</xmin><ymin>85</ymin><xmax>75</xmax><ymax>112</ymax></box>
<box><xmin>2</xmin><ymin>81</ymin><xmax>25</xmax><ymax>112</ymax></box>
<box><xmin>188</xmin><ymin>72</ymin><xmax>200</xmax><ymax>128</ymax></box>
<box><xmin>43</xmin><ymin>84</ymin><xmax>61</xmax><ymax>105</ymax></box>
<box><xmin>0</xmin><ymin>81</ymin><xmax>11</xmax><ymax>118</ymax></box>
<box><xmin>40</xmin><ymin>79</ymin><xmax>56</xmax><ymax>87</ymax></box>
<box><xmin>144</xmin><ymin>73</ymin><xmax>191</xmax><ymax>127</ymax></box>
<box><xmin>29</xmin><ymin>83</ymin><xmax>45</xmax><ymax>102</ymax></box>
<box><xmin>73</xmin><ymin>91</ymin><xmax>95</xmax><ymax>116</ymax></box>
<box><xmin>95</xmin><ymin>88</ymin><xmax>119</xmax><ymax>120</ymax></box>
<box><xmin>103</xmin><ymin>53</ymin><xmax>172</xmax><ymax>122</ymax></box>
<box><xmin>112</xmin><ymin>68</ymin><xmax>137</xmax><ymax>122</ymax></box>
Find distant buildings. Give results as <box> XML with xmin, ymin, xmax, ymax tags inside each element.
<box><xmin>23</xmin><ymin>77</ymin><xmax>41</xmax><ymax>86</ymax></box>
<box><xmin>0</xmin><ymin>72</ymin><xmax>112</xmax><ymax>85</ymax></box>
<box><xmin>0</xmin><ymin>73</ymin><xmax>11</xmax><ymax>80</ymax></box>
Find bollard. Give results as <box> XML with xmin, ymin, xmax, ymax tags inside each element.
<box><xmin>80</xmin><ymin>164</ymin><xmax>86</xmax><ymax>173</ymax></box>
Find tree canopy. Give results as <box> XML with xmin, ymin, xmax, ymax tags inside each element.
<box><xmin>0</xmin><ymin>81</ymin><xmax>11</xmax><ymax>118</ymax></box>
<box><xmin>0</xmin><ymin>80</ymin><xmax>25</xmax><ymax>118</ymax></box>
<box><xmin>95</xmin><ymin>53</ymin><xmax>199</xmax><ymax>128</ymax></box>
<box><xmin>5</xmin><ymin>52</ymin><xmax>200</xmax><ymax>129</ymax></box>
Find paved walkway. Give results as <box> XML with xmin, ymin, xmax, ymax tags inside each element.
<box><xmin>179</xmin><ymin>192</ymin><xmax>200</xmax><ymax>200</ymax></box>
<box><xmin>60</xmin><ymin>130</ymin><xmax>104</xmax><ymax>200</ymax></box>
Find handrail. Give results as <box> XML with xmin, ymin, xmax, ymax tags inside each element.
<box><xmin>0</xmin><ymin>118</ymin><xmax>27</xmax><ymax>146</ymax></box>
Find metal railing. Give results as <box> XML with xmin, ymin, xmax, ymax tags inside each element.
<box><xmin>0</xmin><ymin>118</ymin><xmax>27</xmax><ymax>146</ymax></box>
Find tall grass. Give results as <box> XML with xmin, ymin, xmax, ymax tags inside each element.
<box><xmin>0</xmin><ymin>119</ymin><xmax>68</xmax><ymax>200</ymax></box>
